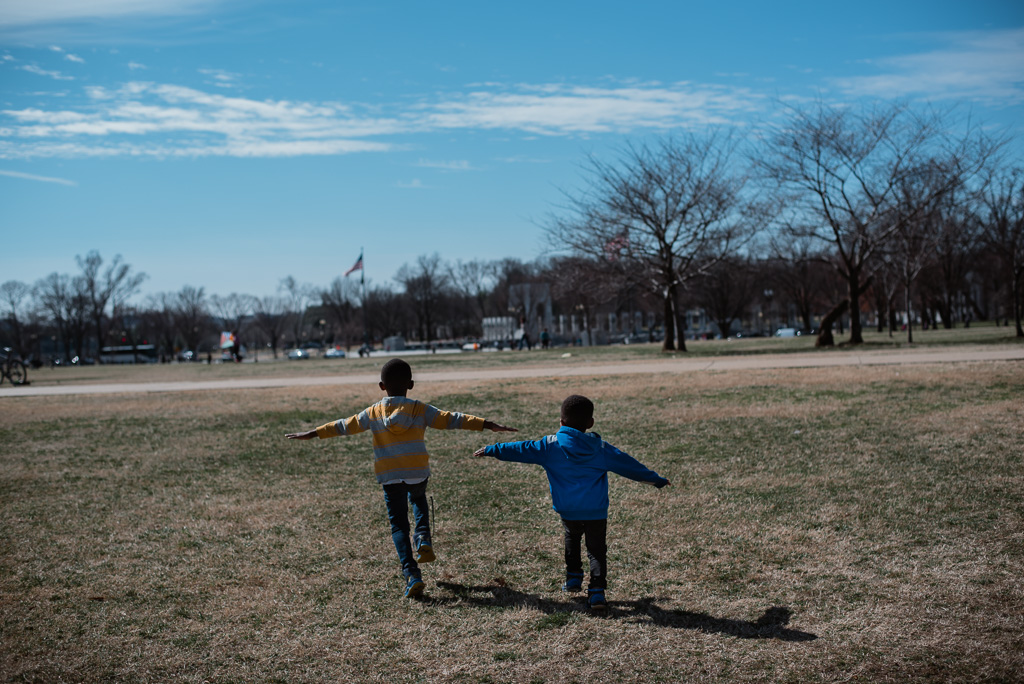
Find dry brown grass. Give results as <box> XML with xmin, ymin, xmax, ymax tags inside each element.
<box><xmin>1</xmin><ymin>361</ymin><xmax>1022</xmax><ymax>682</ymax></box>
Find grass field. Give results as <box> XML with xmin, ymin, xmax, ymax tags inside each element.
<box><xmin>1</xmin><ymin>344</ymin><xmax>1022</xmax><ymax>682</ymax></box>
<box><xmin>12</xmin><ymin>321</ymin><xmax>1021</xmax><ymax>389</ymax></box>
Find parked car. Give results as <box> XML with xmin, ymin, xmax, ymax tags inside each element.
<box><xmin>775</xmin><ymin>328</ymin><xmax>798</xmax><ymax>338</ymax></box>
<box><xmin>287</xmin><ymin>348</ymin><xmax>310</xmax><ymax>360</ymax></box>
<box><xmin>324</xmin><ymin>347</ymin><xmax>346</xmax><ymax>359</ymax></box>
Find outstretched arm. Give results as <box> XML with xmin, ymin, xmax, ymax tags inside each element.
<box><xmin>286</xmin><ymin>411</ymin><xmax>368</xmax><ymax>441</ymax></box>
<box><xmin>482</xmin><ymin>420</ymin><xmax>517</xmax><ymax>433</ymax></box>
<box><xmin>604</xmin><ymin>443</ymin><xmax>670</xmax><ymax>488</ymax></box>
<box><xmin>474</xmin><ymin>436</ymin><xmax>549</xmax><ymax>464</ymax></box>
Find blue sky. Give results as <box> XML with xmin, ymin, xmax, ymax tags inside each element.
<box><xmin>2</xmin><ymin>0</ymin><xmax>1023</xmax><ymax>300</ymax></box>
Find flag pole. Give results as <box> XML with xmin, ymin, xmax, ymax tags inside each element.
<box><xmin>360</xmin><ymin>247</ymin><xmax>368</xmax><ymax>348</ymax></box>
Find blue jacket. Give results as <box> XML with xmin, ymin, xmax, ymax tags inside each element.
<box><xmin>485</xmin><ymin>426</ymin><xmax>669</xmax><ymax>520</ymax></box>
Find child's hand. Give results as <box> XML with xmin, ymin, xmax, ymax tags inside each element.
<box><xmin>285</xmin><ymin>430</ymin><xmax>317</xmax><ymax>440</ymax></box>
<box><xmin>473</xmin><ymin>447</ymin><xmax>489</xmax><ymax>458</ymax></box>
<box><xmin>482</xmin><ymin>420</ymin><xmax>517</xmax><ymax>433</ymax></box>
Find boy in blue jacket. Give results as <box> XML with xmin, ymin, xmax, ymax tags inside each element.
<box><xmin>473</xmin><ymin>394</ymin><xmax>670</xmax><ymax>613</ymax></box>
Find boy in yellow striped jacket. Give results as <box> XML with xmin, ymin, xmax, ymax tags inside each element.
<box><xmin>286</xmin><ymin>358</ymin><xmax>515</xmax><ymax>598</ymax></box>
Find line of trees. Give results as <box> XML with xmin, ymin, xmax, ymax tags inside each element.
<box><xmin>2</xmin><ymin>100</ymin><xmax>1022</xmax><ymax>362</ymax></box>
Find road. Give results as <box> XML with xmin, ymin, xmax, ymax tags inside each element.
<box><xmin>1</xmin><ymin>346</ymin><xmax>1021</xmax><ymax>397</ymax></box>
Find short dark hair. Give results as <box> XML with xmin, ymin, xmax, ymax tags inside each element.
<box><xmin>561</xmin><ymin>394</ymin><xmax>594</xmax><ymax>429</ymax></box>
<box><xmin>380</xmin><ymin>358</ymin><xmax>412</xmax><ymax>388</ymax></box>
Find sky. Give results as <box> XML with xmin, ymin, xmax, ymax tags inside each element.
<box><xmin>2</xmin><ymin>0</ymin><xmax>1023</xmax><ymax>301</ymax></box>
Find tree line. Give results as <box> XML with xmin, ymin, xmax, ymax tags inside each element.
<box><xmin>2</xmin><ymin>100</ymin><xmax>1022</xmax><ymax>361</ymax></box>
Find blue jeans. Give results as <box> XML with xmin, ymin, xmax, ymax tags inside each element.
<box><xmin>382</xmin><ymin>479</ymin><xmax>431</xmax><ymax>580</ymax></box>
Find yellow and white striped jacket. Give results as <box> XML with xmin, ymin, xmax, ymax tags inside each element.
<box><xmin>316</xmin><ymin>396</ymin><xmax>485</xmax><ymax>483</ymax></box>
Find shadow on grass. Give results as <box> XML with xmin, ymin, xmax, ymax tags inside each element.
<box><xmin>434</xmin><ymin>581</ymin><xmax>817</xmax><ymax>642</ymax></box>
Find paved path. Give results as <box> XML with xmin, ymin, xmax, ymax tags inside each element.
<box><xmin>2</xmin><ymin>347</ymin><xmax>1021</xmax><ymax>398</ymax></box>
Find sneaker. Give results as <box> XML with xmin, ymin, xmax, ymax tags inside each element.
<box><xmin>416</xmin><ymin>543</ymin><xmax>435</xmax><ymax>563</ymax></box>
<box><xmin>561</xmin><ymin>573</ymin><xmax>584</xmax><ymax>592</ymax></box>
<box><xmin>588</xmin><ymin>590</ymin><xmax>607</xmax><ymax>614</ymax></box>
<box><xmin>404</xmin><ymin>577</ymin><xmax>425</xmax><ymax>598</ymax></box>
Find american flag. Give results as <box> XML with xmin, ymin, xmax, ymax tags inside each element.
<box><xmin>344</xmin><ymin>253</ymin><xmax>363</xmax><ymax>277</ymax></box>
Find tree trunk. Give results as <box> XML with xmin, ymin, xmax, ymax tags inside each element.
<box><xmin>671</xmin><ymin>284</ymin><xmax>688</xmax><ymax>352</ymax></box>
<box><xmin>905</xmin><ymin>283</ymin><xmax>914</xmax><ymax>344</ymax></box>
<box><xmin>662</xmin><ymin>291</ymin><xmax>676</xmax><ymax>352</ymax></box>
<box><xmin>941</xmin><ymin>293</ymin><xmax>954</xmax><ymax>329</ymax></box>
<box><xmin>816</xmin><ymin>299</ymin><xmax>849</xmax><ymax>348</ymax></box>
<box><xmin>847</xmin><ymin>271</ymin><xmax>864</xmax><ymax>344</ymax></box>
<box><xmin>888</xmin><ymin>293</ymin><xmax>898</xmax><ymax>337</ymax></box>
<box><xmin>1015</xmin><ymin>270</ymin><xmax>1024</xmax><ymax>338</ymax></box>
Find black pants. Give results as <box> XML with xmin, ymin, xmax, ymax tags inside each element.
<box><xmin>561</xmin><ymin>518</ymin><xmax>607</xmax><ymax>591</ymax></box>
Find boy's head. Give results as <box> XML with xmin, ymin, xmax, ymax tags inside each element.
<box><xmin>379</xmin><ymin>358</ymin><xmax>413</xmax><ymax>396</ymax></box>
<box><xmin>560</xmin><ymin>394</ymin><xmax>595</xmax><ymax>431</ymax></box>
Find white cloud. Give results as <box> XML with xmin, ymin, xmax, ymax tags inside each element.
<box><xmin>19</xmin><ymin>64</ymin><xmax>74</xmax><ymax>80</ymax></box>
<box><xmin>498</xmin><ymin>155</ymin><xmax>552</xmax><ymax>164</ymax></box>
<box><xmin>0</xmin><ymin>168</ymin><xmax>76</xmax><ymax>185</ymax></box>
<box><xmin>127</xmin><ymin>61</ymin><xmax>146</xmax><ymax>70</ymax></box>
<box><xmin>0</xmin><ymin>0</ymin><xmax>222</xmax><ymax>28</ymax></box>
<box><xmin>420</xmin><ymin>83</ymin><xmax>761</xmax><ymax>134</ymax></box>
<box><xmin>396</xmin><ymin>179</ymin><xmax>427</xmax><ymax>189</ymax></box>
<box><xmin>833</xmin><ymin>28</ymin><xmax>1024</xmax><ymax>104</ymax></box>
<box><xmin>198</xmin><ymin>68</ymin><xmax>240</xmax><ymax>89</ymax></box>
<box><xmin>65</xmin><ymin>53</ymin><xmax>84</xmax><ymax>63</ymax></box>
<box><xmin>0</xmin><ymin>82</ymin><xmax>398</xmax><ymax>159</ymax></box>
<box><xmin>415</xmin><ymin>158</ymin><xmax>475</xmax><ymax>171</ymax></box>
<box><xmin>0</xmin><ymin>79</ymin><xmax>765</xmax><ymax>160</ymax></box>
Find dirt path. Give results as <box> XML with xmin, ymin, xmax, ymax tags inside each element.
<box><xmin>2</xmin><ymin>347</ymin><xmax>1021</xmax><ymax>397</ymax></box>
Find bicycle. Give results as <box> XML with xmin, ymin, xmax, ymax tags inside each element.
<box><xmin>0</xmin><ymin>347</ymin><xmax>29</xmax><ymax>386</ymax></box>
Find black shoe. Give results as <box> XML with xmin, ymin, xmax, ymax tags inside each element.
<box><xmin>562</xmin><ymin>573</ymin><xmax>584</xmax><ymax>592</ymax></box>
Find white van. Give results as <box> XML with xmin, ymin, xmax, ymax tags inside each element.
<box><xmin>775</xmin><ymin>328</ymin><xmax>798</xmax><ymax>338</ymax></box>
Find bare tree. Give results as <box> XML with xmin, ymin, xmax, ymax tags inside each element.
<box><xmin>448</xmin><ymin>259</ymin><xmax>494</xmax><ymax>336</ymax></box>
<box><xmin>0</xmin><ymin>280</ymin><xmax>33</xmax><ymax>357</ymax></box>
<box><xmin>693</xmin><ymin>257</ymin><xmax>756</xmax><ymax>338</ymax></box>
<box><xmin>925</xmin><ymin>195</ymin><xmax>979</xmax><ymax>329</ymax></box>
<box><xmin>396</xmin><ymin>253</ymin><xmax>450</xmax><ymax>342</ymax></box>
<box><xmin>549</xmin><ymin>256</ymin><xmax>621</xmax><ymax>343</ymax></box>
<box><xmin>174</xmin><ymin>286</ymin><xmax>209</xmax><ymax>356</ymax></box>
<box><xmin>885</xmin><ymin>164</ymin><xmax>968</xmax><ymax>343</ymax></box>
<box><xmin>143</xmin><ymin>293</ymin><xmax>181</xmax><ymax>360</ymax></box>
<box><xmin>365</xmin><ymin>286</ymin><xmax>408</xmax><ymax>341</ymax></box>
<box><xmin>870</xmin><ymin>251</ymin><xmax>901</xmax><ymax>336</ymax></box>
<box><xmin>75</xmin><ymin>251</ymin><xmax>147</xmax><ymax>358</ymax></box>
<box><xmin>36</xmin><ymin>273</ymin><xmax>90</xmax><ymax>361</ymax></box>
<box><xmin>765</xmin><ymin>230</ymin><xmax>837</xmax><ymax>334</ymax></box>
<box><xmin>251</xmin><ymin>295</ymin><xmax>289</xmax><ymax>358</ymax></box>
<box><xmin>279</xmin><ymin>276</ymin><xmax>313</xmax><ymax>348</ymax></box>
<box><xmin>319</xmin><ymin>277</ymin><xmax>359</xmax><ymax>348</ymax></box>
<box><xmin>548</xmin><ymin>132</ymin><xmax>758</xmax><ymax>351</ymax></box>
<box><xmin>210</xmin><ymin>293</ymin><xmax>255</xmax><ymax>359</ymax></box>
<box><xmin>488</xmin><ymin>258</ymin><xmax>536</xmax><ymax>321</ymax></box>
<box><xmin>758</xmin><ymin>101</ymin><xmax>995</xmax><ymax>346</ymax></box>
<box><xmin>978</xmin><ymin>166</ymin><xmax>1024</xmax><ymax>337</ymax></box>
